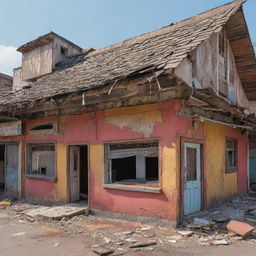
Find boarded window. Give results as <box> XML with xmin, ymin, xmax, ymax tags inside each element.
<box><xmin>226</xmin><ymin>139</ymin><xmax>237</xmax><ymax>171</ymax></box>
<box><xmin>105</xmin><ymin>141</ymin><xmax>158</xmax><ymax>185</ymax></box>
<box><xmin>186</xmin><ymin>147</ymin><xmax>197</xmax><ymax>181</ymax></box>
<box><xmin>28</xmin><ymin>144</ymin><xmax>55</xmax><ymax>177</ymax></box>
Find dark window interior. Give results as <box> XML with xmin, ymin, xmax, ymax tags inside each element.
<box><xmin>146</xmin><ymin>157</ymin><xmax>158</xmax><ymax>180</ymax></box>
<box><xmin>60</xmin><ymin>46</ymin><xmax>67</xmax><ymax>55</ymax></box>
<box><xmin>226</xmin><ymin>139</ymin><xmax>237</xmax><ymax>170</ymax></box>
<box><xmin>107</xmin><ymin>141</ymin><xmax>159</xmax><ymax>184</ymax></box>
<box><xmin>0</xmin><ymin>145</ymin><xmax>5</xmax><ymax>191</ymax></box>
<box><xmin>219</xmin><ymin>31</ymin><xmax>225</xmax><ymax>57</ymax></box>
<box><xmin>0</xmin><ymin>145</ymin><xmax>5</xmax><ymax>160</ymax></box>
<box><xmin>186</xmin><ymin>147</ymin><xmax>197</xmax><ymax>181</ymax></box>
<box><xmin>111</xmin><ymin>156</ymin><xmax>136</xmax><ymax>182</ymax></box>
<box><xmin>31</xmin><ymin>123</ymin><xmax>53</xmax><ymax>131</ymax></box>
<box><xmin>80</xmin><ymin>146</ymin><xmax>88</xmax><ymax>197</ymax></box>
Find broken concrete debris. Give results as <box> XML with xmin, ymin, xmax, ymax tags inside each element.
<box><xmin>129</xmin><ymin>240</ymin><xmax>157</xmax><ymax>248</ymax></box>
<box><xmin>226</xmin><ymin>220</ymin><xmax>254</xmax><ymax>238</ymax></box>
<box><xmin>193</xmin><ymin>217</ymin><xmax>214</xmax><ymax>226</ymax></box>
<box><xmin>93</xmin><ymin>247</ymin><xmax>114</xmax><ymax>256</ymax></box>
<box><xmin>176</xmin><ymin>230</ymin><xmax>194</xmax><ymax>237</ymax></box>
<box><xmin>212</xmin><ymin>239</ymin><xmax>229</xmax><ymax>245</ymax></box>
<box><xmin>212</xmin><ymin>217</ymin><xmax>230</xmax><ymax>223</ymax></box>
<box><xmin>193</xmin><ymin>218</ymin><xmax>211</xmax><ymax>226</ymax></box>
<box><xmin>2</xmin><ymin>194</ymin><xmax>256</xmax><ymax>255</ymax></box>
<box><xmin>23</xmin><ymin>204</ymin><xmax>89</xmax><ymax>220</ymax></box>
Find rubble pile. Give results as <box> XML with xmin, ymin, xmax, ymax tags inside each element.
<box><xmin>0</xmin><ymin>194</ymin><xmax>256</xmax><ymax>255</ymax></box>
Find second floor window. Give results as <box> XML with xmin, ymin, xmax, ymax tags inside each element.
<box><xmin>218</xmin><ymin>29</ymin><xmax>228</xmax><ymax>97</ymax></box>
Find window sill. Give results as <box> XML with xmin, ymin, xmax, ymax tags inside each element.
<box><xmin>25</xmin><ymin>174</ymin><xmax>57</xmax><ymax>182</ymax></box>
<box><xmin>225</xmin><ymin>168</ymin><xmax>238</xmax><ymax>174</ymax></box>
<box><xmin>102</xmin><ymin>183</ymin><xmax>161</xmax><ymax>193</ymax></box>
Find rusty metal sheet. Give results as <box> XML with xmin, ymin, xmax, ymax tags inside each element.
<box><xmin>0</xmin><ymin>121</ymin><xmax>22</xmax><ymax>136</ymax></box>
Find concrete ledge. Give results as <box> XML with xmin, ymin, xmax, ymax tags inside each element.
<box><xmin>25</xmin><ymin>174</ymin><xmax>57</xmax><ymax>182</ymax></box>
<box><xmin>90</xmin><ymin>209</ymin><xmax>176</xmax><ymax>228</ymax></box>
<box><xmin>102</xmin><ymin>184</ymin><xmax>161</xmax><ymax>193</ymax></box>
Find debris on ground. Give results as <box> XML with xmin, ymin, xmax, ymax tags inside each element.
<box><xmin>193</xmin><ymin>217</ymin><xmax>213</xmax><ymax>226</ymax></box>
<box><xmin>52</xmin><ymin>242</ymin><xmax>63</xmax><ymax>247</ymax></box>
<box><xmin>93</xmin><ymin>247</ymin><xmax>114</xmax><ymax>255</ymax></box>
<box><xmin>129</xmin><ymin>240</ymin><xmax>157</xmax><ymax>248</ymax></box>
<box><xmin>176</xmin><ymin>230</ymin><xmax>194</xmax><ymax>237</ymax></box>
<box><xmin>23</xmin><ymin>203</ymin><xmax>89</xmax><ymax>220</ymax></box>
<box><xmin>0</xmin><ymin>193</ymin><xmax>256</xmax><ymax>254</ymax></box>
<box><xmin>11</xmin><ymin>232</ymin><xmax>26</xmax><ymax>236</ymax></box>
<box><xmin>211</xmin><ymin>239</ymin><xmax>229</xmax><ymax>245</ymax></box>
<box><xmin>0</xmin><ymin>200</ymin><xmax>12</xmax><ymax>206</ymax></box>
<box><xmin>226</xmin><ymin>220</ymin><xmax>254</xmax><ymax>238</ymax></box>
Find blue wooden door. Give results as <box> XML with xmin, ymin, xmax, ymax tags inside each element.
<box><xmin>184</xmin><ymin>143</ymin><xmax>201</xmax><ymax>215</ymax></box>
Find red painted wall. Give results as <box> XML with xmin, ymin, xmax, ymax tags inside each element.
<box><xmin>25</xmin><ymin>178</ymin><xmax>55</xmax><ymax>201</ymax></box>
<box><xmin>225</xmin><ymin>126</ymin><xmax>248</xmax><ymax>193</ymax></box>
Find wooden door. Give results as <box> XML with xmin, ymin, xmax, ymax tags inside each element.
<box><xmin>5</xmin><ymin>144</ymin><xmax>19</xmax><ymax>196</ymax></box>
<box><xmin>69</xmin><ymin>146</ymin><xmax>80</xmax><ymax>202</ymax></box>
<box><xmin>184</xmin><ymin>143</ymin><xmax>201</xmax><ymax>215</ymax></box>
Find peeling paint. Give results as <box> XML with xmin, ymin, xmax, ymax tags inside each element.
<box><xmin>105</xmin><ymin>110</ymin><xmax>162</xmax><ymax>138</ymax></box>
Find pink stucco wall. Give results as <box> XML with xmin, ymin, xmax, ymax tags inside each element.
<box><xmin>21</xmin><ymin>99</ymin><xmax>248</xmax><ymax>222</ymax></box>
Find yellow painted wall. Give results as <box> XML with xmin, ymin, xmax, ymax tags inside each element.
<box><xmin>162</xmin><ymin>144</ymin><xmax>178</xmax><ymax>194</ymax></box>
<box><xmin>161</xmin><ymin>141</ymin><xmax>180</xmax><ymax>217</ymax></box>
<box><xmin>89</xmin><ymin>144</ymin><xmax>104</xmax><ymax>180</ymax></box>
<box><xmin>56</xmin><ymin>143</ymin><xmax>68</xmax><ymax>201</ymax></box>
<box><xmin>205</xmin><ymin>122</ymin><xmax>238</xmax><ymax>206</ymax></box>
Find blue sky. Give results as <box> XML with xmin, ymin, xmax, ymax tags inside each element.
<box><xmin>0</xmin><ymin>0</ymin><xmax>255</xmax><ymax>74</ymax></box>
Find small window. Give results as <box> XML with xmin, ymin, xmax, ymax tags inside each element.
<box><xmin>226</xmin><ymin>139</ymin><xmax>237</xmax><ymax>172</ymax></box>
<box><xmin>60</xmin><ymin>46</ymin><xmax>67</xmax><ymax>56</ymax></box>
<box><xmin>186</xmin><ymin>147</ymin><xmax>197</xmax><ymax>181</ymax></box>
<box><xmin>29</xmin><ymin>122</ymin><xmax>56</xmax><ymax>135</ymax></box>
<box><xmin>31</xmin><ymin>123</ymin><xmax>53</xmax><ymax>131</ymax></box>
<box><xmin>28</xmin><ymin>144</ymin><xmax>55</xmax><ymax>178</ymax></box>
<box><xmin>105</xmin><ymin>141</ymin><xmax>159</xmax><ymax>186</ymax></box>
<box><xmin>219</xmin><ymin>30</ymin><xmax>226</xmax><ymax>58</ymax></box>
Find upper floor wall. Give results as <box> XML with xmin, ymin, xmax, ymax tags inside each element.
<box><xmin>13</xmin><ymin>33</ymin><xmax>82</xmax><ymax>90</ymax></box>
<box><xmin>175</xmin><ymin>29</ymin><xmax>253</xmax><ymax>112</ymax></box>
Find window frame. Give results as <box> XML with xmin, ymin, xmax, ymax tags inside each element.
<box><xmin>26</xmin><ymin>143</ymin><xmax>57</xmax><ymax>181</ymax></box>
<box><xmin>225</xmin><ymin>137</ymin><xmax>238</xmax><ymax>173</ymax></box>
<box><xmin>218</xmin><ymin>28</ymin><xmax>229</xmax><ymax>98</ymax></box>
<box><xmin>29</xmin><ymin>121</ymin><xmax>57</xmax><ymax>135</ymax></box>
<box><xmin>104</xmin><ymin>139</ymin><xmax>160</xmax><ymax>190</ymax></box>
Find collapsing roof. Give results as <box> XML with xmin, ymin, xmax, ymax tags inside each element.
<box><xmin>0</xmin><ymin>0</ymin><xmax>255</xmax><ymax>111</ymax></box>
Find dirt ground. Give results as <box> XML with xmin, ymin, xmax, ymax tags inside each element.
<box><xmin>1</xmin><ymin>194</ymin><xmax>256</xmax><ymax>255</ymax></box>
<box><xmin>1</xmin><ymin>216</ymin><xmax>256</xmax><ymax>256</ymax></box>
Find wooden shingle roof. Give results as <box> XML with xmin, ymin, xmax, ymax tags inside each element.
<box><xmin>0</xmin><ymin>0</ymin><xmax>252</xmax><ymax>109</ymax></box>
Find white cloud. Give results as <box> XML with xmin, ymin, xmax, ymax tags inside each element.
<box><xmin>0</xmin><ymin>45</ymin><xmax>21</xmax><ymax>76</ymax></box>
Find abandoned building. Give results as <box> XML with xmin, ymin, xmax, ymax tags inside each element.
<box><xmin>0</xmin><ymin>0</ymin><xmax>255</xmax><ymax>224</ymax></box>
<box><xmin>0</xmin><ymin>73</ymin><xmax>12</xmax><ymax>92</ymax></box>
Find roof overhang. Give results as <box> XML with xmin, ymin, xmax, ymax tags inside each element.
<box><xmin>226</xmin><ymin>6</ymin><xmax>256</xmax><ymax>100</ymax></box>
<box><xmin>17</xmin><ymin>32</ymin><xmax>83</xmax><ymax>53</ymax></box>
